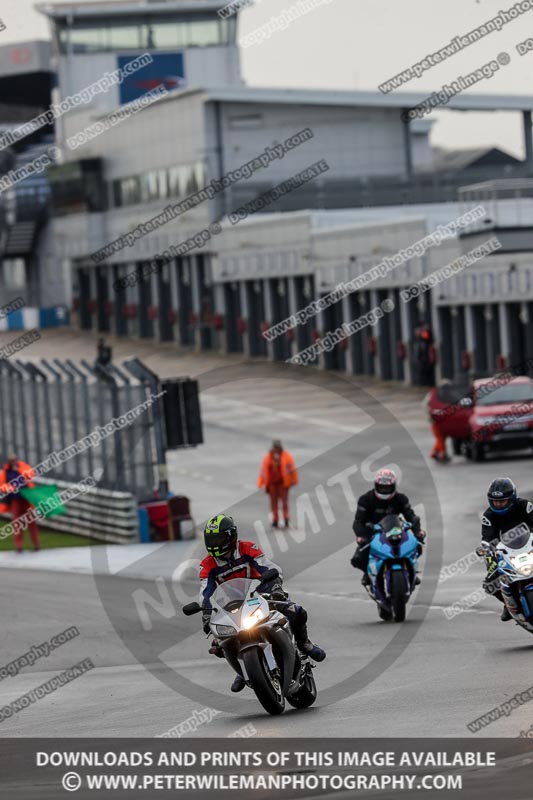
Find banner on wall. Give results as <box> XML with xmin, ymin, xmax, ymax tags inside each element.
<box><xmin>118</xmin><ymin>52</ymin><xmax>186</xmax><ymax>104</ymax></box>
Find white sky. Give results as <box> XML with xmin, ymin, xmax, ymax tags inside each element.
<box><xmin>1</xmin><ymin>0</ymin><xmax>531</xmax><ymax>156</ymax></box>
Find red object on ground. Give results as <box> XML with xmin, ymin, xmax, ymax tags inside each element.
<box><xmin>428</xmin><ymin>344</ymin><xmax>438</xmax><ymax>365</ymax></box>
<box><xmin>368</xmin><ymin>336</ymin><xmax>377</xmax><ymax>356</ymax></box>
<box><xmin>145</xmin><ymin>501</ymin><xmax>169</xmax><ymax>538</ymax></box>
<box><xmin>312</xmin><ymin>329</ymin><xmax>321</xmax><ymax>342</ymax></box>
<box><xmin>237</xmin><ymin>317</ymin><xmax>247</xmax><ymax>335</ymax></box>
<box><xmin>142</xmin><ymin>497</ymin><xmax>193</xmax><ymax>541</ymax></box>
<box><xmin>397</xmin><ymin>341</ymin><xmax>406</xmax><ymax>360</ymax></box>
<box><xmin>148</xmin><ymin>305</ymin><xmax>158</xmax><ymax>320</ymax></box>
<box><xmin>123</xmin><ymin>304</ymin><xmax>137</xmax><ymax>319</ymax></box>
<box><xmin>268</xmin><ymin>484</ymin><xmax>289</xmax><ymax>524</ymax></box>
<box><xmin>10</xmin><ymin>497</ymin><xmax>40</xmax><ymax>551</ymax></box>
<box><xmin>168</xmin><ymin>309</ymin><xmax>177</xmax><ymax>324</ymax></box>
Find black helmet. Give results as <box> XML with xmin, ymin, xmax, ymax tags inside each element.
<box><xmin>487</xmin><ymin>477</ymin><xmax>516</xmax><ymax>514</ymax></box>
<box><xmin>204</xmin><ymin>514</ymin><xmax>238</xmax><ymax>559</ymax></box>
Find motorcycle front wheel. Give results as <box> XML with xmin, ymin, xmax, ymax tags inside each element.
<box><xmin>243</xmin><ymin>648</ymin><xmax>285</xmax><ymax>715</ymax></box>
<box><xmin>286</xmin><ymin>668</ymin><xmax>317</xmax><ymax>709</ymax></box>
<box><xmin>389</xmin><ymin>570</ymin><xmax>407</xmax><ymax>622</ymax></box>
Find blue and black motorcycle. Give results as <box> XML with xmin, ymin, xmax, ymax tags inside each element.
<box><xmin>365</xmin><ymin>514</ymin><xmax>422</xmax><ymax>622</ymax></box>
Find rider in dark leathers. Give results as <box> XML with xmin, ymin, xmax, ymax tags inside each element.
<box><xmin>350</xmin><ymin>469</ymin><xmax>425</xmax><ymax>585</ymax></box>
<box><xmin>479</xmin><ymin>477</ymin><xmax>533</xmax><ymax>621</ymax></box>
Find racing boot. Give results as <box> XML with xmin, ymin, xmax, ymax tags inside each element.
<box><xmin>231</xmin><ymin>674</ymin><xmax>246</xmax><ymax>692</ymax></box>
<box><xmin>300</xmin><ymin>640</ymin><xmax>326</xmax><ymax>662</ymax></box>
<box><xmin>500</xmin><ymin>606</ymin><xmax>512</xmax><ymax>622</ymax></box>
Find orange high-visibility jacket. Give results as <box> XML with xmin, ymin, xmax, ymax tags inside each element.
<box><xmin>257</xmin><ymin>450</ymin><xmax>298</xmax><ymax>490</ymax></box>
<box><xmin>0</xmin><ymin>460</ymin><xmax>35</xmax><ymax>493</ymax></box>
<box><xmin>0</xmin><ymin>460</ymin><xmax>35</xmax><ymax>514</ymax></box>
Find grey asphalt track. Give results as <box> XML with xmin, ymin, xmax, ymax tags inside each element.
<box><xmin>1</xmin><ymin>355</ymin><xmax>533</xmax><ymax>740</ymax></box>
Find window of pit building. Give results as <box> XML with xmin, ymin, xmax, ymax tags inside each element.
<box><xmin>49</xmin><ymin>159</ymin><xmax>107</xmax><ymax>216</ymax></box>
<box><xmin>168</xmin><ymin>165</ymin><xmax>187</xmax><ymax>199</ymax></box>
<box><xmin>112</xmin><ymin>163</ymin><xmax>206</xmax><ymax>208</ymax></box>
<box><xmin>2</xmin><ymin>259</ymin><xmax>26</xmax><ymax>291</ymax></box>
<box><xmin>56</xmin><ymin>15</ymin><xmax>234</xmax><ymax>55</ymax></box>
<box><xmin>140</xmin><ymin>171</ymin><xmax>164</xmax><ymax>204</ymax></box>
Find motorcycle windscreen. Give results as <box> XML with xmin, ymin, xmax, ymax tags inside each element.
<box><xmin>379</xmin><ymin>514</ymin><xmax>403</xmax><ymax>537</ymax></box>
<box><xmin>212</xmin><ymin>577</ymin><xmax>255</xmax><ymax>612</ymax></box>
<box><xmin>500</xmin><ymin>524</ymin><xmax>531</xmax><ymax>550</ymax></box>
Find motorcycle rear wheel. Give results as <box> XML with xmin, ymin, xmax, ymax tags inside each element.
<box><xmin>390</xmin><ymin>570</ymin><xmax>407</xmax><ymax>622</ymax></box>
<box><xmin>243</xmin><ymin>648</ymin><xmax>285</xmax><ymax>715</ymax></box>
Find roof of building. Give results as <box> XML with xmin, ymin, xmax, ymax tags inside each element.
<box><xmin>217</xmin><ymin>202</ymin><xmax>469</xmax><ymax>236</ymax></box>
<box><xmin>144</xmin><ymin>84</ymin><xmax>533</xmax><ymax>114</ymax></box>
<box><xmin>431</xmin><ymin>147</ymin><xmax>522</xmax><ymax>172</ymax></box>
<box><xmin>199</xmin><ymin>85</ymin><xmax>533</xmax><ymax>113</ymax></box>
<box><xmin>37</xmin><ymin>0</ymin><xmax>228</xmax><ymax>18</ymax></box>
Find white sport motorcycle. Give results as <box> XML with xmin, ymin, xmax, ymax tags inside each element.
<box><xmin>479</xmin><ymin>524</ymin><xmax>533</xmax><ymax>634</ymax></box>
<box><xmin>183</xmin><ymin>569</ymin><xmax>318</xmax><ymax>715</ymax></box>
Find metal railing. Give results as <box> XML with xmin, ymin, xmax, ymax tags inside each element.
<box><xmin>33</xmin><ymin>476</ymin><xmax>139</xmax><ymax>543</ymax></box>
<box><xmin>0</xmin><ymin>356</ymin><xmax>183</xmax><ymax>502</ymax></box>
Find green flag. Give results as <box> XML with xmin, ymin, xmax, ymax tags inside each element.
<box><xmin>19</xmin><ymin>485</ymin><xmax>66</xmax><ymax>518</ymax></box>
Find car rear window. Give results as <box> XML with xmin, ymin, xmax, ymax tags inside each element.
<box><xmin>476</xmin><ymin>383</ymin><xmax>533</xmax><ymax>406</ymax></box>
<box><xmin>436</xmin><ymin>383</ymin><xmax>470</xmax><ymax>404</ymax></box>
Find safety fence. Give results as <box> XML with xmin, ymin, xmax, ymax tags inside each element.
<box><xmin>0</xmin><ymin>356</ymin><xmax>203</xmax><ymax>503</ymax></box>
<box><xmin>31</xmin><ymin>477</ymin><xmax>138</xmax><ymax>544</ymax></box>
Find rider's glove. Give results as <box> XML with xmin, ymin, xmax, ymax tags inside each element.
<box><xmin>485</xmin><ymin>557</ymin><xmax>498</xmax><ymax>579</ymax></box>
<box><xmin>208</xmin><ymin>640</ymin><xmax>224</xmax><ymax>658</ymax></box>
<box><xmin>415</xmin><ymin>530</ymin><xmax>426</xmax><ymax>543</ymax></box>
<box><xmin>270</xmin><ymin>582</ymin><xmax>288</xmax><ymax>601</ymax></box>
<box><xmin>202</xmin><ymin>612</ymin><xmax>211</xmax><ymax>635</ymax></box>
<box><xmin>258</xmin><ymin>580</ymin><xmax>288</xmax><ymax>601</ymax></box>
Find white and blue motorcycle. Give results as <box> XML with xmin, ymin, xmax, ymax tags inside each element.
<box><xmin>489</xmin><ymin>524</ymin><xmax>533</xmax><ymax>633</ymax></box>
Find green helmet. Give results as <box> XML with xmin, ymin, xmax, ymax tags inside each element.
<box><xmin>204</xmin><ymin>514</ymin><xmax>238</xmax><ymax>559</ymax></box>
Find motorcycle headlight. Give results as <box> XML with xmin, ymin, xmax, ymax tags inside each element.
<box><xmin>510</xmin><ymin>553</ymin><xmax>533</xmax><ymax>577</ymax></box>
<box><xmin>215</xmin><ymin>624</ymin><xmax>235</xmax><ymax>637</ymax></box>
<box><xmin>242</xmin><ymin>607</ymin><xmax>266</xmax><ymax>629</ymax></box>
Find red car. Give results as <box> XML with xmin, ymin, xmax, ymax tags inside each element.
<box><xmin>429</xmin><ymin>376</ymin><xmax>533</xmax><ymax>462</ymax></box>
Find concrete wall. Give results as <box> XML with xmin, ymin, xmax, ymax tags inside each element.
<box><xmin>55</xmin><ymin>45</ymin><xmax>242</xmax><ymax>116</ymax></box>
<box><xmin>217</xmin><ymin>102</ymin><xmax>408</xmax><ymax>181</ymax></box>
